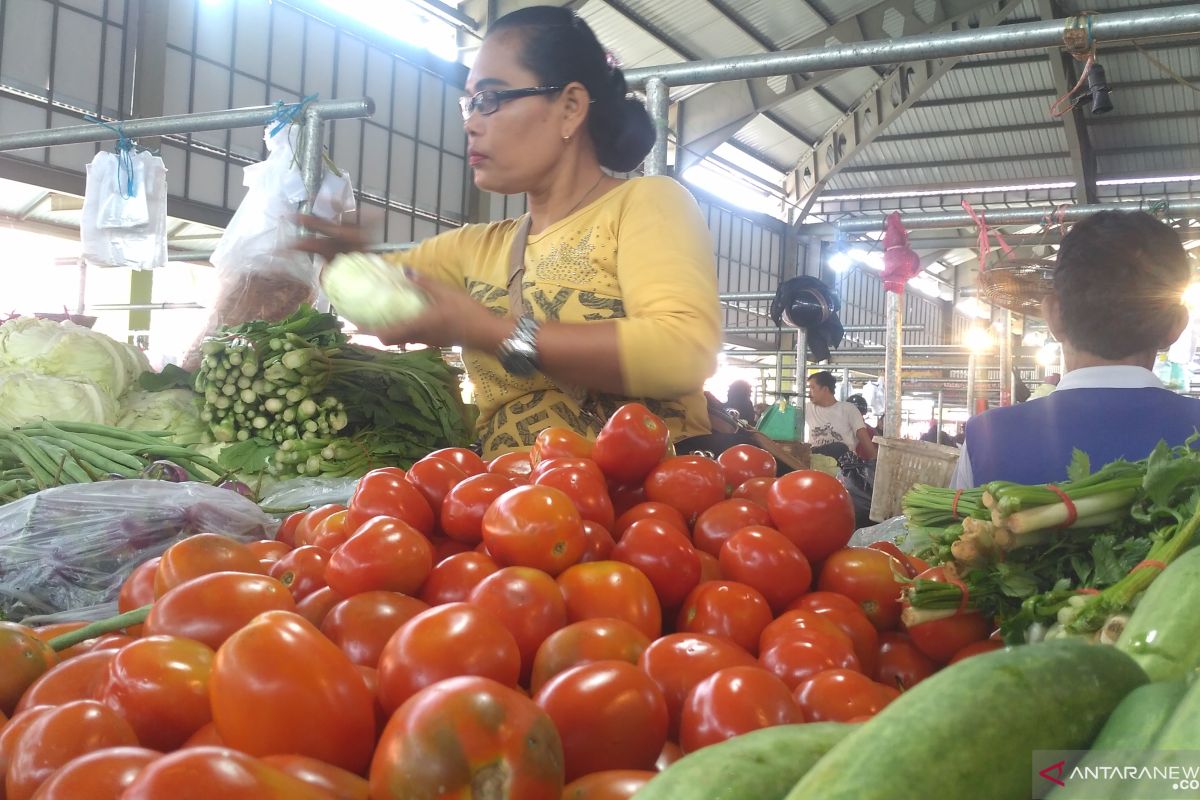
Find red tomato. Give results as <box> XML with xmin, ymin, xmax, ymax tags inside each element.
<box><xmin>431</xmin><ymin>535</ymin><xmax>473</xmax><ymax>561</ymax></box>
<box><xmin>180</xmin><ymin>721</ymin><xmax>224</xmax><ymax>748</ymax></box>
<box><xmin>5</xmin><ymin>699</ymin><xmax>138</xmax><ymax>800</ymax></box>
<box><xmin>268</xmin><ymin>545</ymin><xmax>332</xmax><ymax>601</ymax></box>
<box><xmin>370</xmin><ymin>676</ymin><xmax>563</xmax><ymax>800</ymax></box>
<box><xmin>0</xmin><ymin>624</ymin><xmax>56</xmax><ymax>715</ymax></box>
<box><xmin>405</xmin><ymin>457</ymin><xmax>468</xmax><ymax>516</ymax></box>
<box><xmin>375</xmin><ymin>602</ymin><xmax>521</xmax><ymax>714</ymax></box>
<box><xmin>556</xmin><ymin>561</ymin><xmax>663</xmax><ymax>640</ymax></box>
<box><xmin>15</xmin><ymin>651</ymin><xmax>115</xmax><ymax>712</ymax></box>
<box><xmin>793</xmin><ymin>669</ymin><xmax>898</xmax><ymax>722</ymax></box>
<box><xmin>117</xmin><ymin>557</ymin><xmax>159</xmax><ymax>637</ymax></box>
<box><xmin>643</xmin><ymin>456</ymin><xmax>726</xmax><ymax>523</ymax></box>
<box><xmin>321</xmin><ymin>591</ymin><xmax>430</xmax><ymax>668</ymax></box>
<box><xmin>246</xmin><ymin>539</ymin><xmax>292</xmax><ymax>570</ymax></box>
<box><xmin>0</xmin><ymin>706</ymin><xmax>53</xmax><ymax>786</ymax></box>
<box><xmin>531</xmin><ymin>426</ymin><xmax>595</xmax><ymax>465</ymax></box>
<box><xmin>655</xmin><ymin>741</ymin><xmax>683</xmax><ymax>772</ymax></box>
<box><xmin>481</xmin><ymin>485</ymin><xmax>585</xmax><ymax>576</ymax></box>
<box><xmin>718</xmin><ymin>526</ymin><xmax>812</xmax><ymax>613</ymax></box>
<box><xmin>427</xmin><ymin>447</ymin><xmax>487</xmax><ymax>477</ymax></box>
<box><xmin>766</xmin><ymin>471</ymin><xmax>855</xmax><ymax>563</ymax></box>
<box><xmin>530</xmin><ymin>456</ymin><xmax>606</xmax><ymax>484</ymax></box>
<box><xmin>122</xmin><ymin>746</ymin><xmax>330</xmax><ymax>799</ymax></box>
<box><xmin>439</xmin><ymin>473</ymin><xmax>517</xmax><ymax>544</ymax></box>
<box><xmin>592</xmin><ymin>403</ymin><xmax>670</xmax><ymax>484</ymax></box>
<box><xmin>275</xmin><ymin>510</ymin><xmax>307</xmax><ymax>548</ymax></box>
<box><xmin>562</xmin><ymin>770</ymin><xmax>656</xmax><ymax>800</ymax></box>
<box><xmin>324</xmin><ymin>516</ymin><xmax>434</xmax><ymax>597</ymax></box>
<box><xmin>759</xmin><ymin>609</ymin><xmax>857</xmax><ymax>654</ymax></box>
<box><xmin>144</xmin><ymin>571</ymin><xmax>297</xmax><ymax>650</ymax></box>
<box><xmin>717</xmin><ymin>445</ymin><xmax>776</xmax><ymax>491</ymax></box>
<box><xmin>535</xmin><ymin>661</ymin><xmax>667</xmax><ymax>780</ymax></box>
<box><xmin>867</xmin><ymin>541</ymin><xmax>921</xmax><ymax>578</ymax></box>
<box><xmin>611</xmin><ymin>519</ymin><xmax>701</xmax><ymax>609</ymax></box>
<box><xmin>691</xmin><ymin>499</ymin><xmax>772</xmax><ymax>557</ymax></box>
<box><xmin>697</xmin><ymin>550</ymin><xmax>722</xmax><ymax>582</ymax></box>
<box><xmin>638</xmin><ymin>633</ymin><xmax>757</xmax><ymax>740</ymax></box>
<box><xmin>306</xmin><ymin>510</ymin><xmax>353</xmax><ymax>551</ymax></box>
<box><xmin>292</xmin><ymin>503</ymin><xmax>347</xmax><ymax>547</ymax></box>
<box><xmin>791</xmin><ymin>591</ymin><xmax>882</xmax><ymax>677</ymax></box>
<box><xmin>210</xmin><ymin>611</ymin><xmax>376</xmax><ymax>773</ymax></box>
<box><xmin>817</xmin><ymin>547</ymin><xmax>907</xmax><ymax>631</ymax></box>
<box><xmin>261</xmin><ymin>754</ymin><xmax>370</xmax><ymax>800</ymax></box>
<box><xmin>419</xmin><ymin>551</ymin><xmax>500</xmax><ymax>605</ymax></box>
<box><xmin>469</xmin><ymin>567</ymin><xmax>568</xmax><ymax>684</ymax></box>
<box><xmin>346</xmin><ymin>469</ymin><xmax>435</xmax><ymax>537</ymax></box>
<box><xmin>608</xmin><ymin>482</ymin><xmax>647</xmax><ymax>519</ymax></box>
<box><xmin>731</xmin><ymin>477</ymin><xmax>774</xmax><ymax>508</ymax></box>
<box><xmin>153</xmin><ymin>534</ymin><xmax>263</xmax><ymax>597</ymax></box>
<box><xmin>487</xmin><ymin>450</ymin><xmax>534</xmax><ymax>484</ymax></box>
<box><xmin>294</xmin><ymin>585</ymin><xmax>344</xmax><ymax>628</ymax></box>
<box><xmin>874</xmin><ymin>631</ymin><xmax>937</xmax><ymax>691</ymax></box>
<box><xmin>679</xmin><ymin>666</ymin><xmax>802</xmax><ymax>753</ymax></box>
<box><xmin>676</xmin><ymin>581</ymin><xmax>772</xmax><ymax>655</ymax></box>
<box><xmin>530</xmin><ymin>618</ymin><xmax>652</xmax><ymax>695</ymax></box>
<box><xmin>948</xmin><ymin>638</ymin><xmax>1005</xmax><ymax>664</ymax></box>
<box><xmin>579</xmin><ymin>520</ymin><xmax>617</xmax><ymax>563</ymax></box>
<box><xmin>28</xmin><ymin>746</ymin><xmax>160</xmax><ymax>800</ymax></box>
<box><xmin>902</xmin><ymin>566</ymin><xmax>992</xmax><ymax>663</ymax></box>
<box><xmin>758</xmin><ymin>629</ymin><xmax>861</xmax><ymax>690</ymax></box>
<box><xmin>613</xmin><ymin>502</ymin><xmax>689</xmax><ymax>540</ymax></box>
<box><xmin>97</xmin><ymin>635</ymin><xmax>214</xmax><ymax>751</ymax></box>
<box><xmin>534</xmin><ymin>466</ymin><xmax>616</xmax><ymax>531</ymax></box>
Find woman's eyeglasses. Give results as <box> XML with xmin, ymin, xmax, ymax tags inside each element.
<box><xmin>458</xmin><ymin>86</ymin><xmax>564</xmax><ymax>121</ymax></box>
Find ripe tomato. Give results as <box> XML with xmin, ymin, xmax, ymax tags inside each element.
<box><xmin>638</xmin><ymin>633</ymin><xmax>757</xmax><ymax>740</ymax></box>
<box><xmin>531</xmin><ymin>426</ymin><xmax>594</xmax><ymax>465</ymax></box>
<box><xmin>324</xmin><ymin>516</ymin><xmax>434</xmax><ymax>597</ymax></box>
<box><xmin>679</xmin><ymin>666</ymin><xmax>802</xmax><ymax>753</ymax></box>
<box><xmin>530</xmin><ymin>456</ymin><xmax>606</xmax><ymax>484</ymax></box>
<box><xmin>14</xmin><ymin>650</ymin><xmax>115</xmax><ymax>711</ymax></box>
<box><xmin>293</xmin><ymin>504</ymin><xmax>347</xmax><ymax>547</ymax></box>
<box><xmin>793</xmin><ymin>669</ymin><xmax>898</xmax><ymax>722</ymax></box>
<box><xmin>370</xmin><ymin>676</ymin><xmax>564</xmax><ymax>800</ymax></box>
<box><xmin>611</xmin><ymin>519</ymin><xmax>700</xmax><ymax>609</ymax></box>
<box><xmin>481</xmin><ymin>485</ymin><xmax>585</xmax><ymax>576</ymax></box>
<box><xmin>346</xmin><ymin>470</ymin><xmax>435</xmax><ymax>537</ymax></box>
<box><xmin>790</xmin><ymin>591</ymin><xmax>882</xmax><ymax>676</ymax></box>
<box><xmin>97</xmin><ymin>635</ymin><xmax>214</xmax><ymax>751</ymax></box>
<box><xmin>469</xmin><ymin>567</ymin><xmax>568</xmax><ymax>683</ymax></box>
<box><xmin>817</xmin><ymin>547</ymin><xmax>906</xmax><ymax>631</ymax></box>
<box><xmin>487</xmin><ymin>450</ymin><xmax>534</xmax><ymax>484</ymax></box>
<box><xmin>144</xmin><ymin>571</ymin><xmax>297</xmax><ymax>650</ymax></box>
<box><xmin>294</xmin><ymin>585</ymin><xmax>344</xmax><ymax>628</ymax></box>
<box><xmin>5</xmin><ymin>699</ymin><xmax>138</xmax><ymax>800</ymax></box>
<box><xmin>439</xmin><ymin>473</ymin><xmax>517</xmax><ymax>544</ymax></box>
<box><xmin>0</xmin><ymin>706</ymin><xmax>54</xmax><ymax>786</ymax></box>
<box><xmin>534</xmin><ymin>466</ymin><xmax>616</xmax><ymax>531</ymax></box>
<box><xmin>431</xmin><ymin>535</ymin><xmax>473</xmax><ymax>561</ymax></box>
<box><xmin>375</xmin><ymin>602</ymin><xmax>521</xmax><ymax>713</ymax></box>
<box><xmin>717</xmin><ymin>445</ymin><xmax>776</xmax><ymax>491</ymax></box>
<box><xmin>608</xmin><ymin>482</ymin><xmax>647</xmax><ymax>518</ymax></box>
<box><xmin>275</xmin><ymin>510</ymin><xmax>307</xmax><ymax>548</ymax></box>
<box><xmin>696</xmin><ymin>550</ymin><xmax>722</xmax><ymax>582</ymax></box>
<box><xmin>643</xmin><ymin>456</ymin><xmax>726</xmax><ymax>522</ymax></box>
<box><xmin>579</xmin><ymin>520</ymin><xmax>616</xmax><ymax>562</ymax></box>
<box><xmin>613</xmin><ymin>502</ymin><xmax>689</xmax><ymax>540</ymax></box>
<box><xmin>866</xmin><ymin>541</ymin><xmax>922</xmax><ymax>578</ymax></box>
<box><xmin>758</xmin><ymin>629</ymin><xmax>861</xmax><ymax>690</ymax></box>
<box><xmin>420</xmin><ymin>551</ymin><xmax>500</xmax><ymax>605</ymax></box>
<box><xmin>117</xmin><ymin>557</ymin><xmax>159</xmax><ymax>636</ymax></box>
<box><xmin>731</xmin><ymin>477</ymin><xmax>774</xmax><ymax>508</ymax></box>
<box><xmin>676</xmin><ymin>581</ymin><xmax>772</xmax><ymax>655</ymax></box>
<box><xmin>0</xmin><ymin>624</ymin><xmax>56</xmax><ymax>715</ymax></box>
<box><xmin>874</xmin><ymin>631</ymin><xmax>937</xmax><ymax>691</ymax></box>
<box><xmin>534</xmin><ymin>661</ymin><xmax>667</xmax><ymax>780</ymax></box>
<box><xmin>267</xmin><ymin>544</ymin><xmax>332</xmax><ymax>601</ymax></box>
<box><xmin>530</xmin><ymin>618</ymin><xmax>652</xmax><ymax>694</ymax></box>
<box><xmin>320</xmin><ymin>591</ymin><xmax>429</xmax><ymax>668</ymax></box>
<box><xmin>592</xmin><ymin>403</ymin><xmax>669</xmax><ymax>484</ymax></box>
<box><xmin>691</xmin><ymin>499</ymin><xmax>772</xmax><ymax>557</ymax></box>
<box><xmin>153</xmin><ymin>534</ymin><xmax>263</xmax><ymax>597</ymax></box>
<box><xmin>210</xmin><ymin>611</ymin><xmax>376</xmax><ymax>773</ymax></box>
<box><xmin>246</xmin><ymin>539</ymin><xmax>292</xmax><ymax>570</ymax></box>
<box><xmin>766</xmin><ymin>471</ymin><xmax>855</xmax><ymax>563</ymax></box>
<box><xmin>122</xmin><ymin>746</ymin><xmax>330</xmax><ymax>799</ymax></box>
<box><xmin>902</xmin><ymin>566</ymin><xmax>991</xmax><ymax>663</ymax></box>
<box><xmin>427</xmin><ymin>446</ymin><xmax>488</xmax><ymax>477</ymax></box>
<box><xmin>948</xmin><ymin>638</ymin><xmax>1004</xmax><ymax>664</ymax></box>
<box><xmin>28</xmin><ymin>746</ymin><xmax>160</xmax><ymax>800</ymax></box>
<box><xmin>305</xmin><ymin>510</ymin><xmax>352</xmax><ymax>551</ymax></box>
<box><xmin>759</xmin><ymin>609</ymin><xmax>856</xmax><ymax>654</ymax></box>
<box><xmin>556</xmin><ymin>561</ymin><xmax>662</xmax><ymax>640</ymax></box>
<box><xmin>718</xmin><ymin>526</ymin><xmax>812</xmax><ymax>613</ymax></box>
<box><xmin>181</xmin><ymin>721</ymin><xmax>225</xmax><ymax>748</ymax></box>
<box><xmin>562</xmin><ymin>770</ymin><xmax>656</xmax><ymax>800</ymax></box>
<box><xmin>405</xmin><ymin>456</ymin><xmax>468</xmax><ymax>516</ymax></box>
<box><xmin>655</xmin><ymin>741</ymin><xmax>683</xmax><ymax>772</ymax></box>
<box><xmin>261</xmin><ymin>754</ymin><xmax>370</xmax><ymax>799</ymax></box>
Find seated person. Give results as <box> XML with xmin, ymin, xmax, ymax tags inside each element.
<box><xmin>806</xmin><ymin>371</ymin><xmax>878</xmax><ymax>460</ymax></box>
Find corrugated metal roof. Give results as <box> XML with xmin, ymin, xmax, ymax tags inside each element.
<box><xmin>575</xmin><ymin>2</ymin><xmax>682</xmax><ymax>69</ymax></box>
<box><xmin>852</xmin><ymin>127</ymin><xmax>1067</xmax><ymax>166</ymax></box>
<box><xmin>819</xmin><ymin>67</ymin><xmax>884</xmax><ymax>108</ymax></box>
<box><xmin>826</xmin><ymin>158</ymin><xmax>1074</xmax><ymax>191</ymax></box>
<box><xmin>722</xmin><ymin>0</ymin><xmax>831</xmax><ymax>48</ymax></box>
<box><xmin>610</xmin><ymin>0</ymin><xmax>764</xmax><ymax>59</ymax></box>
<box><xmin>732</xmin><ymin>115</ymin><xmax>809</xmax><ymax>169</ymax></box>
<box><xmin>923</xmin><ymin>59</ymin><xmax>1054</xmax><ymax>102</ymax></box>
<box><xmin>1098</xmin><ymin>148</ymin><xmax>1200</xmax><ymax>178</ymax></box>
<box><xmin>769</xmin><ymin>92</ymin><xmax>843</xmax><ymax>140</ymax></box>
<box><xmin>887</xmin><ymin>96</ymin><xmax>1054</xmax><ymax>135</ymax></box>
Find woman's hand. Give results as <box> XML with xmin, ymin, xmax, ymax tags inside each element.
<box><xmin>291</xmin><ymin>214</ymin><xmax>373</xmax><ymax>262</ymax></box>
<box><xmin>371</xmin><ymin>271</ymin><xmax>510</xmax><ymax>352</ymax></box>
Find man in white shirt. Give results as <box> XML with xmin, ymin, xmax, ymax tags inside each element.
<box><xmin>806</xmin><ymin>371</ymin><xmax>878</xmax><ymax>459</ymax></box>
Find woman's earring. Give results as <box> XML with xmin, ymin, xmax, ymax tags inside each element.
<box><xmin>562</xmin><ymin>134</ymin><xmax>571</xmax><ymax>143</ymax></box>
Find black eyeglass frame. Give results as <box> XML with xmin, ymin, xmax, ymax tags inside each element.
<box><xmin>458</xmin><ymin>85</ymin><xmax>565</xmax><ymax>121</ymax></box>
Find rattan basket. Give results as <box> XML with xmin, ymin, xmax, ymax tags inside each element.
<box><xmin>977</xmin><ymin>259</ymin><xmax>1055</xmax><ymax>315</ymax></box>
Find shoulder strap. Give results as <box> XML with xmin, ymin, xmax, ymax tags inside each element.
<box><xmin>506</xmin><ymin>214</ymin><xmax>532</xmax><ymax>318</ymax></box>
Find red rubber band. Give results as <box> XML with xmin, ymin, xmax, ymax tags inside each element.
<box><xmin>945</xmin><ymin>574</ymin><xmax>971</xmax><ymax>614</ymax></box>
<box><xmin>1131</xmin><ymin>559</ymin><xmax>1168</xmax><ymax>575</ymax></box>
<box><xmin>1046</xmin><ymin>484</ymin><xmax>1077</xmax><ymax>527</ymax></box>
<box><xmin>1075</xmin><ymin>588</ymin><xmax>1101</xmax><ymax>596</ymax></box>
<box><xmin>951</xmin><ymin>489</ymin><xmax>964</xmax><ymax>519</ymax></box>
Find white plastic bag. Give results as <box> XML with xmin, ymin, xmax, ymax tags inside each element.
<box><xmin>81</xmin><ymin>148</ymin><xmax>168</xmax><ymax>270</ymax></box>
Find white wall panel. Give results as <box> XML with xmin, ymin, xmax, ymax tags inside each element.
<box><xmin>52</xmin><ymin>8</ymin><xmax>103</xmax><ymax>110</ymax></box>
<box><xmin>2</xmin><ymin>0</ymin><xmax>54</xmax><ymax>97</ymax></box>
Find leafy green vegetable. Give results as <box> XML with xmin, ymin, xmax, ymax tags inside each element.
<box><xmin>218</xmin><ymin>437</ymin><xmax>277</xmax><ymax>475</ymax></box>
<box><xmin>138</xmin><ymin>364</ymin><xmax>195</xmax><ymax>392</ymax></box>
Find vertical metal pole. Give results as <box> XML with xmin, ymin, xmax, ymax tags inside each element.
<box><xmin>936</xmin><ymin>389</ymin><xmax>945</xmax><ymax>445</ymax></box>
<box><xmin>644</xmin><ymin>77</ymin><xmax>669</xmax><ymax>177</ymax></box>
<box><xmin>299</xmin><ymin>108</ymin><xmax>325</xmax><ymax>215</ymax></box>
<box><xmin>842</xmin><ymin>367</ymin><xmax>850</xmax><ymax>400</ymax></box>
<box><xmin>884</xmin><ymin>292</ymin><xmax>904</xmax><ymax>438</ymax></box>
<box><xmin>795</xmin><ymin>329</ymin><xmax>807</xmax><ymax>441</ymax></box>
<box><xmin>999</xmin><ymin>310</ymin><xmax>1012</xmax><ymax>406</ymax></box>
<box><xmin>966</xmin><ymin>351</ymin><xmax>978</xmax><ymax>417</ymax></box>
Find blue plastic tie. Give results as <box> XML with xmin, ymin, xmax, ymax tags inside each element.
<box><xmin>84</xmin><ymin>114</ymin><xmax>137</xmax><ymax>198</ymax></box>
<box><xmin>268</xmin><ymin>93</ymin><xmax>320</xmax><ymax>136</ymax></box>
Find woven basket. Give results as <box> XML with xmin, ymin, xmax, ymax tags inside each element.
<box><xmin>977</xmin><ymin>259</ymin><xmax>1055</xmax><ymax>315</ymax></box>
<box><xmin>869</xmin><ymin>437</ymin><xmax>961</xmax><ymax>522</ymax></box>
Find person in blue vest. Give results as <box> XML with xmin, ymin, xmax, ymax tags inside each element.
<box><xmin>951</xmin><ymin>210</ymin><xmax>1198</xmax><ymax>488</ymax></box>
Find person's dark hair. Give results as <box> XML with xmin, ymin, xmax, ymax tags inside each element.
<box><xmin>489</xmin><ymin>6</ymin><xmax>655</xmax><ymax>172</ymax></box>
<box><xmin>847</xmin><ymin>393</ymin><xmax>869</xmax><ymax>416</ymax></box>
<box><xmin>808</xmin><ymin>371</ymin><xmax>837</xmax><ymax>391</ymax></box>
<box><xmin>1053</xmin><ymin>211</ymin><xmax>1189</xmax><ymax>359</ymax></box>
<box><xmin>727</xmin><ymin>380</ymin><xmax>752</xmax><ymax>399</ymax></box>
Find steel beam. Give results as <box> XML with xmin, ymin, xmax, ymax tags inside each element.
<box><xmin>1037</xmin><ymin>0</ymin><xmax>1098</xmax><ymax>203</ymax></box>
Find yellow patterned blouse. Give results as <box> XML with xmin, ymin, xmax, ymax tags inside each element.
<box><xmin>388</xmin><ymin>176</ymin><xmax>720</xmax><ymax>457</ymax></box>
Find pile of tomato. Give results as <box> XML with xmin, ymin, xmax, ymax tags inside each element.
<box><xmin>0</xmin><ymin>403</ymin><xmax>999</xmax><ymax>800</ymax></box>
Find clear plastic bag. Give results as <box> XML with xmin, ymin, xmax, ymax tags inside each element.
<box><xmin>0</xmin><ymin>480</ymin><xmax>274</xmax><ymax>623</ymax></box>
<box><xmin>259</xmin><ymin>476</ymin><xmax>361</xmax><ymax>513</ymax></box>
<box><xmin>81</xmin><ymin>148</ymin><xmax>168</xmax><ymax>270</ymax></box>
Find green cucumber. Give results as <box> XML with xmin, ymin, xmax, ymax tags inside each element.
<box><xmin>785</xmin><ymin>640</ymin><xmax>1148</xmax><ymax>800</ymax></box>
<box><xmin>1048</xmin><ymin>680</ymin><xmax>1189</xmax><ymax>799</ymax></box>
<box><xmin>635</xmin><ymin>722</ymin><xmax>855</xmax><ymax>800</ymax></box>
<box><xmin>1115</xmin><ymin>546</ymin><xmax>1200</xmax><ymax>681</ymax></box>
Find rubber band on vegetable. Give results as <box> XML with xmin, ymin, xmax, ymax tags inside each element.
<box><xmin>1131</xmin><ymin>559</ymin><xmax>1168</xmax><ymax>575</ymax></box>
<box><xmin>944</xmin><ymin>574</ymin><xmax>972</xmax><ymax>615</ymax></box>
<box><xmin>951</xmin><ymin>489</ymin><xmax>964</xmax><ymax>519</ymax></box>
<box><xmin>1075</xmin><ymin>588</ymin><xmax>1101</xmax><ymax>596</ymax></box>
<box><xmin>1046</xmin><ymin>484</ymin><xmax>1078</xmax><ymax>527</ymax></box>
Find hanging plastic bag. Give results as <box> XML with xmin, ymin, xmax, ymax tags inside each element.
<box><xmin>81</xmin><ymin>147</ymin><xmax>169</xmax><ymax>270</ymax></box>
